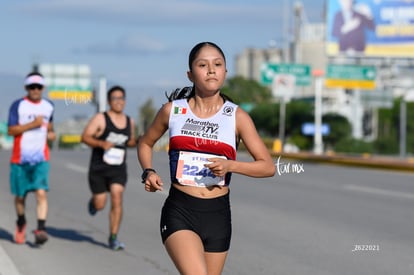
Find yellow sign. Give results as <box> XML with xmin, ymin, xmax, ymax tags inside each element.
<box><xmin>60</xmin><ymin>134</ymin><xmax>82</xmax><ymax>143</ymax></box>
<box><xmin>48</xmin><ymin>91</ymin><xmax>93</xmax><ymax>104</ymax></box>
<box><xmin>325</xmin><ymin>65</ymin><xmax>376</xmax><ymax>90</ymax></box>
<box><xmin>325</xmin><ymin>79</ymin><xmax>376</xmax><ymax>90</ymax></box>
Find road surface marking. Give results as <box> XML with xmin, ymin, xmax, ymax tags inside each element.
<box><xmin>0</xmin><ymin>245</ymin><xmax>20</xmax><ymax>275</ymax></box>
<box><xmin>344</xmin><ymin>184</ymin><xmax>414</xmax><ymax>200</ymax></box>
<box><xmin>66</xmin><ymin>163</ymin><xmax>88</xmax><ymax>173</ymax></box>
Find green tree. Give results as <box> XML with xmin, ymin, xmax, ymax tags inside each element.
<box><xmin>139</xmin><ymin>98</ymin><xmax>156</xmax><ymax>134</ymax></box>
<box><xmin>249</xmin><ymin>102</ymin><xmax>279</xmax><ymax>137</ymax></box>
<box><xmin>406</xmin><ymin>101</ymin><xmax>414</xmax><ymax>154</ymax></box>
<box><xmin>374</xmin><ymin>99</ymin><xmax>414</xmax><ymax>155</ymax></box>
<box><xmin>250</xmin><ymin>100</ymin><xmax>356</xmax><ymax>151</ymax></box>
<box><xmin>249</xmin><ymin>99</ymin><xmax>314</xmax><ymax>138</ymax></box>
<box><xmin>221</xmin><ymin>76</ymin><xmax>272</xmax><ymax>104</ymax></box>
<box><xmin>322</xmin><ymin>113</ymin><xmax>352</xmax><ymax>149</ymax></box>
<box><xmin>284</xmin><ymin>100</ymin><xmax>314</xmax><ymax>150</ymax></box>
<box><xmin>335</xmin><ymin>138</ymin><xmax>374</xmax><ymax>154</ymax></box>
<box><xmin>374</xmin><ymin>99</ymin><xmax>400</xmax><ymax>155</ymax></box>
<box><xmin>285</xmin><ymin>100</ymin><xmax>314</xmax><ymax>136</ymax></box>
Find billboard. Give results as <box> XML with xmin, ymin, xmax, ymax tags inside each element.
<box><xmin>39</xmin><ymin>64</ymin><xmax>93</xmax><ymax>104</ymax></box>
<box><xmin>326</xmin><ymin>0</ymin><xmax>414</xmax><ymax>57</ymax></box>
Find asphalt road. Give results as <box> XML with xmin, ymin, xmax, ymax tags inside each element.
<box><xmin>0</xmin><ymin>149</ymin><xmax>413</xmax><ymax>275</ymax></box>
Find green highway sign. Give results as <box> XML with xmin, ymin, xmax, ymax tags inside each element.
<box><xmin>326</xmin><ymin>65</ymin><xmax>376</xmax><ymax>80</ymax></box>
<box><xmin>325</xmin><ymin>64</ymin><xmax>376</xmax><ymax>90</ymax></box>
<box><xmin>39</xmin><ymin>64</ymin><xmax>93</xmax><ymax>103</ymax></box>
<box><xmin>261</xmin><ymin>63</ymin><xmax>311</xmax><ymax>86</ymax></box>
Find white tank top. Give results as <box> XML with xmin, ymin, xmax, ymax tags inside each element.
<box><xmin>168</xmin><ymin>98</ymin><xmax>238</xmax><ymax>186</ymax></box>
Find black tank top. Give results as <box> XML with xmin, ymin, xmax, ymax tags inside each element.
<box><xmin>90</xmin><ymin>112</ymin><xmax>131</xmax><ymax>168</ymax></box>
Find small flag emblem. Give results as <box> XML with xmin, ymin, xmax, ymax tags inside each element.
<box><xmin>174</xmin><ymin>107</ymin><xmax>187</xmax><ymax>114</ymax></box>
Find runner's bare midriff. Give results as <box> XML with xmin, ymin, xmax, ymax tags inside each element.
<box><xmin>172</xmin><ymin>183</ymin><xmax>229</xmax><ymax>198</ymax></box>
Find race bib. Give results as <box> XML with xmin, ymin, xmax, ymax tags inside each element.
<box><xmin>103</xmin><ymin>148</ymin><xmax>125</xmax><ymax>165</ymax></box>
<box><xmin>176</xmin><ymin>151</ymin><xmax>226</xmax><ymax>187</ymax></box>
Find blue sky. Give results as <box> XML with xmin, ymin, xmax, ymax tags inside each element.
<box><xmin>0</xmin><ymin>0</ymin><xmax>325</xmax><ymax>122</ymax></box>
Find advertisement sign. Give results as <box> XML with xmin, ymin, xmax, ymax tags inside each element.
<box><xmin>39</xmin><ymin>64</ymin><xmax>93</xmax><ymax>104</ymax></box>
<box><xmin>326</xmin><ymin>0</ymin><xmax>414</xmax><ymax>57</ymax></box>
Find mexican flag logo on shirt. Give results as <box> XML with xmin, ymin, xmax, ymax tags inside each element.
<box><xmin>174</xmin><ymin>106</ymin><xmax>187</xmax><ymax>114</ymax></box>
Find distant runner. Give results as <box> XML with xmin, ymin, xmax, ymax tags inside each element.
<box><xmin>8</xmin><ymin>72</ymin><xmax>55</xmax><ymax>245</ymax></box>
<box><xmin>81</xmin><ymin>85</ymin><xmax>137</xmax><ymax>250</ymax></box>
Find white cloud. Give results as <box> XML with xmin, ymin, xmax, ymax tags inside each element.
<box><xmin>73</xmin><ymin>34</ymin><xmax>172</xmax><ymax>55</ymax></box>
<box><xmin>15</xmin><ymin>0</ymin><xmax>279</xmax><ymax>25</ymax></box>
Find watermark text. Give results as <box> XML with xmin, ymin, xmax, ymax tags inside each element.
<box><xmin>64</xmin><ymin>89</ymin><xmax>92</xmax><ymax>106</ymax></box>
<box><xmin>275</xmin><ymin>156</ymin><xmax>305</xmax><ymax>175</ymax></box>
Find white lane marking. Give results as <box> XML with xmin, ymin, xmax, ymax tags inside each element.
<box><xmin>0</xmin><ymin>244</ymin><xmax>21</xmax><ymax>275</ymax></box>
<box><xmin>344</xmin><ymin>184</ymin><xmax>414</xmax><ymax>200</ymax></box>
<box><xmin>66</xmin><ymin>163</ymin><xmax>88</xmax><ymax>174</ymax></box>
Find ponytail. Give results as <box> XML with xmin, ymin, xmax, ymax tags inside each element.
<box><xmin>165</xmin><ymin>86</ymin><xmax>195</xmax><ymax>102</ymax></box>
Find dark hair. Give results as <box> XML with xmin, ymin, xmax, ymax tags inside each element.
<box><xmin>188</xmin><ymin>41</ymin><xmax>226</xmax><ymax>71</ymax></box>
<box><xmin>165</xmin><ymin>86</ymin><xmax>194</xmax><ymax>102</ymax></box>
<box><xmin>107</xmin><ymin>85</ymin><xmax>125</xmax><ymax>101</ymax></box>
<box><xmin>166</xmin><ymin>42</ymin><xmax>232</xmax><ymax>102</ymax></box>
<box><xmin>26</xmin><ymin>72</ymin><xmax>44</xmax><ymax>78</ymax></box>
<box><xmin>166</xmin><ymin>86</ymin><xmax>233</xmax><ymax>103</ymax></box>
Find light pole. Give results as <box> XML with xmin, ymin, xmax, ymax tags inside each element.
<box><xmin>313</xmin><ymin>69</ymin><xmax>324</xmax><ymax>155</ymax></box>
<box><xmin>98</xmin><ymin>76</ymin><xmax>107</xmax><ymax>113</ymax></box>
<box><xmin>279</xmin><ymin>97</ymin><xmax>286</xmax><ymax>146</ymax></box>
<box><xmin>399</xmin><ymin>89</ymin><xmax>414</xmax><ymax>158</ymax></box>
<box><xmin>399</xmin><ymin>96</ymin><xmax>406</xmax><ymax>158</ymax></box>
<box><xmin>272</xmin><ymin>74</ymin><xmax>294</xmax><ymax>151</ymax></box>
<box><xmin>391</xmin><ymin>75</ymin><xmax>414</xmax><ymax>159</ymax></box>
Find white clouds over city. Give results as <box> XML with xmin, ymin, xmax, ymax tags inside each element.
<box><xmin>73</xmin><ymin>34</ymin><xmax>171</xmax><ymax>55</ymax></box>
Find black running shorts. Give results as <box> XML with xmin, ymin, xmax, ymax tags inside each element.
<box><xmin>88</xmin><ymin>166</ymin><xmax>127</xmax><ymax>194</ymax></box>
<box><xmin>160</xmin><ymin>185</ymin><xmax>232</xmax><ymax>252</ymax></box>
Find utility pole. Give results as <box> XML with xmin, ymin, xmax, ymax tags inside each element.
<box><xmin>313</xmin><ymin>69</ymin><xmax>324</xmax><ymax>154</ymax></box>
<box><xmin>98</xmin><ymin>76</ymin><xmax>107</xmax><ymax>113</ymax></box>
<box><xmin>276</xmin><ymin>0</ymin><xmax>291</xmax><ymax>152</ymax></box>
<box><xmin>279</xmin><ymin>96</ymin><xmax>286</xmax><ymax>146</ymax></box>
<box><xmin>400</xmin><ymin>96</ymin><xmax>407</xmax><ymax>158</ymax></box>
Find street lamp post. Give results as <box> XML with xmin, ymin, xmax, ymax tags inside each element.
<box><xmin>279</xmin><ymin>97</ymin><xmax>286</xmax><ymax>146</ymax></box>
<box><xmin>399</xmin><ymin>97</ymin><xmax>406</xmax><ymax>158</ymax></box>
<box><xmin>98</xmin><ymin>76</ymin><xmax>107</xmax><ymax>113</ymax></box>
<box><xmin>313</xmin><ymin>69</ymin><xmax>324</xmax><ymax>155</ymax></box>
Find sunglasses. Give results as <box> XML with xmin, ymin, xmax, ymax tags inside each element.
<box><xmin>110</xmin><ymin>96</ymin><xmax>125</xmax><ymax>101</ymax></box>
<box><xmin>26</xmin><ymin>84</ymin><xmax>44</xmax><ymax>90</ymax></box>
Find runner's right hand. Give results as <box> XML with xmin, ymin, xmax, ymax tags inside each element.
<box><xmin>144</xmin><ymin>172</ymin><xmax>163</xmax><ymax>192</ymax></box>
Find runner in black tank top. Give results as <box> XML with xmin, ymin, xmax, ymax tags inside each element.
<box><xmin>81</xmin><ymin>86</ymin><xmax>137</xmax><ymax>250</ymax></box>
<box><xmin>89</xmin><ymin>112</ymin><xmax>131</xmax><ymax>169</ymax></box>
